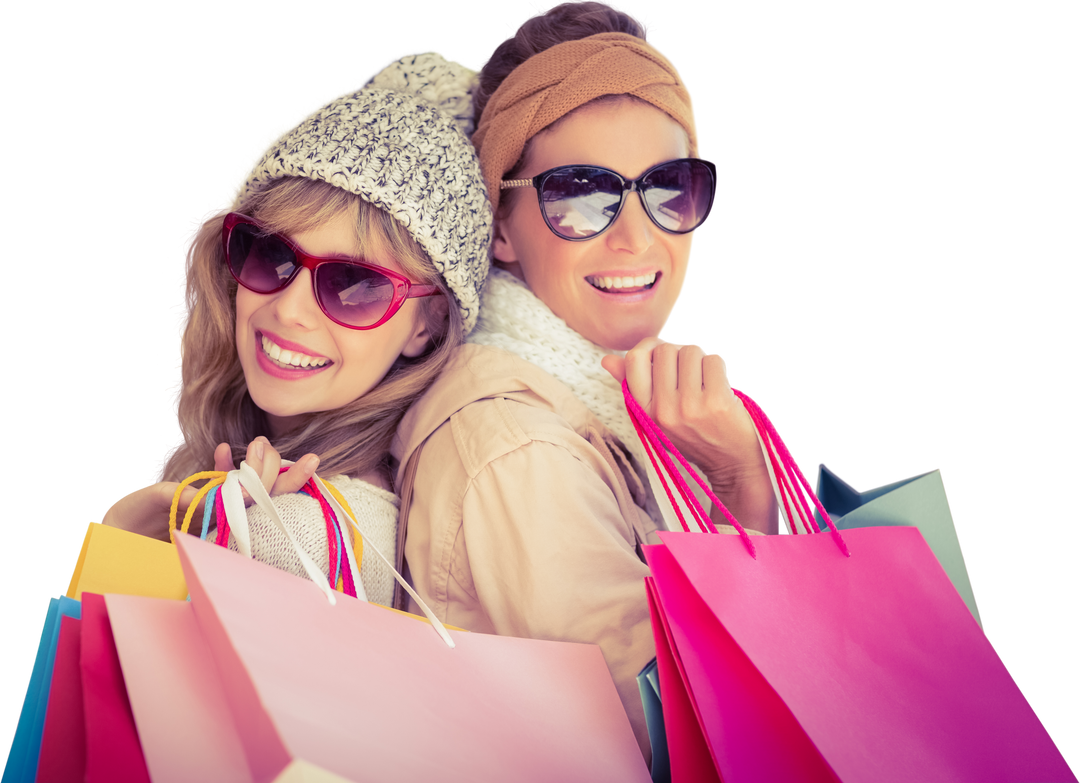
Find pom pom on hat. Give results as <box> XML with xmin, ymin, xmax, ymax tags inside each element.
<box><xmin>367</xmin><ymin>52</ymin><xmax>480</xmax><ymax>139</ymax></box>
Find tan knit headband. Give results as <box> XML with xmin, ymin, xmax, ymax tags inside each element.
<box><xmin>473</xmin><ymin>32</ymin><xmax>696</xmax><ymax>212</ymax></box>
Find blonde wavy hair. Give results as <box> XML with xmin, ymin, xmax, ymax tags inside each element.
<box><xmin>162</xmin><ymin>177</ymin><xmax>462</xmax><ymax>485</ymax></box>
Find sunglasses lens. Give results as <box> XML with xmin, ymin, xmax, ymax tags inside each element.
<box><xmin>227</xmin><ymin>222</ymin><xmax>298</xmax><ymax>292</ymax></box>
<box><xmin>314</xmin><ymin>263</ymin><xmax>397</xmax><ymax>328</ymax></box>
<box><xmin>541</xmin><ymin>167</ymin><xmax>625</xmax><ymax>239</ymax></box>
<box><xmin>641</xmin><ymin>160</ymin><xmax>715</xmax><ymax>233</ymax></box>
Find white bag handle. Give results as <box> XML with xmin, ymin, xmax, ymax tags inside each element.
<box><xmin>311</xmin><ymin>473</ymin><xmax>455</xmax><ymax>648</ymax></box>
<box><xmin>218</xmin><ymin>463</ymin><xmax>456</xmax><ymax>648</ymax></box>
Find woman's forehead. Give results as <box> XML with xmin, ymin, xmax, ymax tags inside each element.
<box><xmin>524</xmin><ymin>98</ymin><xmax>691</xmax><ymax>177</ymax></box>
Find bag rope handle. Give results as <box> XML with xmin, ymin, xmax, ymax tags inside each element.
<box><xmin>169</xmin><ymin>464</ymin><xmax>456</xmax><ymax>646</ymax></box>
<box><xmin>213</xmin><ymin>484</ymin><xmax>230</xmax><ymax>547</ymax></box>
<box><xmin>292</xmin><ymin>471</ymin><xmax>359</xmax><ymax>598</ymax></box>
<box><xmin>622</xmin><ymin>381</ymin><xmax>756</xmax><ymax>556</ymax></box>
<box><xmin>199</xmin><ymin>485</ymin><xmax>217</xmax><ymax>540</ymax></box>
<box><xmin>622</xmin><ymin>381</ymin><xmax>851</xmax><ymax>558</ymax></box>
<box><xmin>169</xmin><ymin>467</ymin><xmax>367</xmax><ymax>598</ymax></box>
<box><xmin>169</xmin><ymin>471</ymin><xmax>227</xmax><ymax>539</ymax></box>
<box><xmin>317</xmin><ymin>473</ymin><xmax>457</xmax><ymax>648</ymax></box>
<box><xmin>627</xmin><ymin>398</ymin><xmax>711</xmax><ymax>534</ymax></box>
<box><xmin>733</xmin><ymin>391</ymin><xmax>850</xmax><ymax>556</ymax></box>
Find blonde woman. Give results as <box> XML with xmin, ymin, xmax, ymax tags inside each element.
<box><xmin>105</xmin><ymin>55</ymin><xmax>491</xmax><ymax>607</ymax></box>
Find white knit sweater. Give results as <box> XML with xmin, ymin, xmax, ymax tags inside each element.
<box><xmin>218</xmin><ymin>475</ymin><xmax>399</xmax><ymax>606</ymax></box>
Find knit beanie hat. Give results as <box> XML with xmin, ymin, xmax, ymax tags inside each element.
<box><xmin>473</xmin><ymin>32</ymin><xmax>695</xmax><ymax>213</ymax></box>
<box><xmin>237</xmin><ymin>53</ymin><xmax>492</xmax><ymax>335</ymax></box>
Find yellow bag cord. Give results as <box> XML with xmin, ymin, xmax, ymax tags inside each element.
<box><xmin>168</xmin><ymin>471</ymin><xmax>227</xmax><ymax>543</ymax></box>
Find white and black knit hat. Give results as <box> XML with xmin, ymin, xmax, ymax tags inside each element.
<box><xmin>237</xmin><ymin>54</ymin><xmax>492</xmax><ymax>335</ymax></box>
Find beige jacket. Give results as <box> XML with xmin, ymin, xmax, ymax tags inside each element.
<box><xmin>391</xmin><ymin>343</ymin><xmax>663</xmax><ymax>760</ymax></box>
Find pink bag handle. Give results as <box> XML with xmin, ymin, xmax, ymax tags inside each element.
<box><xmin>622</xmin><ymin>380</ymin><xmax>850</xmax><ymax>558</ymax></box>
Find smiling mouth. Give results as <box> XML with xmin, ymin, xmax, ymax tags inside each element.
<box><xmin>260</xmin><ymin>334</ymin><xmax>330</xmax><ymax>369</ymax></box>
<box><xmin>586</xmin><ymin>272</ymin><xmax>659</xmax><ymax>293</ymax></box>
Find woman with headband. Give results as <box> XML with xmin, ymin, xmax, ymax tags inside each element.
<box><xmin>391</xmin><ymin>3</ymin><xmax>775</xmax><ymax>761</ymax></box>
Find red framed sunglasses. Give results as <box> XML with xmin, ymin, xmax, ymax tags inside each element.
<box><xmin>222</xmin><ymin>212</ymin><xmax>442</xmax><ymax>330</ymax></box>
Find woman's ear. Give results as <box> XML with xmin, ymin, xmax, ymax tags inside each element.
<box><xmin>399</xmin><ymin>296</ymin><xmax>447</xmax><ymax>358</ymax></box>
<box><xmin>492</xmin><ymin>213</ymin><xmax>527</xmax><ymax>281</ymax></box>
<box><xmin>492</xmin><ymin>215</ymin><xmax>519</xmax><ymax>264</ymax></box>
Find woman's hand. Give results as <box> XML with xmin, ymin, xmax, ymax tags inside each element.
<box><xmin>102</xmin><ymin>438</ymin><xmax>321</xmax><ymax>541</ymax></box>
<box><xmin>602</xmin><ymin>338</ymin><xmax>778</xmax><ymax>534</ymax></box>
<box><xmin>102</xmin><ymin>481</ymin><xmax>196</xmax><ymax>541</ymax></box>
<box><xmin>216</xmin><ymin>437</ymin><xmax>320</xmax><ymax>504</ymax></box>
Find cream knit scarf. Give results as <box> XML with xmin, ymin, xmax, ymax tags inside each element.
<box><xmin>468</xmin><ymin>267</ymin><xmax>680</xmax><ymax>529</ymax></box>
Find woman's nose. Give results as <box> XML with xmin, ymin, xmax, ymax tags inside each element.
<box><xmin>604</xmin><ymin>190</ymin><xmax>655</xmax><ymax>254</ymax></box>
<box><xmin>269</xmin><ymin>268</ymin><xmax>323</xmax><ymax>328</ymax></box>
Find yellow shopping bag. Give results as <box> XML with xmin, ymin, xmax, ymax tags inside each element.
<box><xmin>66</xmin><ymin>523</ymin><xmax>188</xmax><ymax>601</ymax></box>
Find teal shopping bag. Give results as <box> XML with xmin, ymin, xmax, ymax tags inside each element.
<box><xmin>636</xmin><ymin>658</ymin><xmax>670</xmax><ymax>783</ymax></box>
<box><xmin>816</xmin><ymin>465</ymin><xmax>980</xmax><ymax>625</ymax></box>
<box><xmin>3</xmin><ymin>597</ymin><xmax>82</xmax><ymax>783</ymax></box>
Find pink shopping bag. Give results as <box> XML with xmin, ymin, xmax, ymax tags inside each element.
<box><xmin>626</xmin><ymin>382</ymin><xmax>1076</xmax><ymax>782</ymax></box>
<box><xmin>34</xmin><ymin>616</ymin><xmax>84</xmax><ymax>783</ymax></box>
<box><xmin>78</xmin><ymin>594</ymin><xmax>150</xmax><ymax>783</ymax></box>
<box><xmin>107</xmin><ymin>533</ymin><xmax>649</xmax><ymax>783</ymax></box>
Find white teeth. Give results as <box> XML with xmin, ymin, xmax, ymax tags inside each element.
<box><xmin>260</xmin><ymin>335</ymin><xmax>328</xmax><ymax>368</ymax></box>
<box><xmin>587</xmin><ymin>272</ymin><xmax>658</xmax><ymax>291</ymax></box>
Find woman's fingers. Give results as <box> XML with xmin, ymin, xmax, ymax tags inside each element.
<box><xmin>270</xmin><ymin>454</ymin><xmax>319</xmax><ymax>497</ymax></box>
<box><xmin>623</xmin><ymin>337</ymin><xmax>665</xmax><ymax>407</ymax></box>
<box><xmin>702</xmin><ymin>352</ymin><xmax>731</xmax><ymax>395</ymax></box>
<box><xmin>249</xmin><ymin>437</ymin><xmax>282</xmax><ymax>497</ymax></box>
<box><xmin>213</xmin><ymin>442</ymin><xmax>235</xmax><ymax>472</ymax></box>
<box><xmin>676</xmin><ymin>344</ymin><xmax>705</xmax><ymax>397</ymax></box>
<box><xmin>600</xmin><ymin>354</ymin><xmax>626</xmax><ymax>382</ymax></box>
<box><xmin>215</xmin><ymin>437</ymin><xmax>321</xmax><ymax>502</ymax></box>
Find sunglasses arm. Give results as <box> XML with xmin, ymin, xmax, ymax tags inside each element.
<box><xmin>406</xmin><ymin>285</ymin><xmax>444</xmax><ymax>299</ymax></box>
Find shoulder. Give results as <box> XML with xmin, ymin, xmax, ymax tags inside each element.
<box><xmin>393</xmin><ymin>343</ymin><xmax>594</xmax><ymax>474</ymax></box>
<box><xmin>411</xmin><ymin>394</ymin><xmax>636</xmax><ymax>541</ymax></box>
<box><xmin>447</xmin><ymin>395</ymin><xmax>595</xmax><ymax>477</ymax></box>
<box><xmin>351</xmin><ymin>466</ymin><xmax>394</xmax><ymax>493</ymax></box>
<box><xmin>322</xmin><ymin>474</ymin><xmax>400</xmax><ymax>513</ymax></box>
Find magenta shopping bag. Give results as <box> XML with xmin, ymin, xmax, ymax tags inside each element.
<box><xmin>646</xmin><ymin>529</ymin><xmax>1074</xmax><ymax>782</ymax></box>
<box><xmin>625</xmin><ymin>382</ymin><xmax>1075</xmax><ymax>782</ymax></box>
<box><xmin>34</xmin><ymin>616</ymin><xmax>84</xmax><ymax>783</ymax></box>
<box><xmin>78</xmin><ymin>594</ymin><xmax>150</xmax><ymax>783</ymax></box>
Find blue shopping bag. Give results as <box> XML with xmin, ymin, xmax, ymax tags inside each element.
<box><xmin>812</xmin><ymin>462</ymin><xmax>984</xmax><ymax>626</ymax></box>
<box><xmin>3</xmin><ymin>597</ymin><xmax>82</xmax><ymax>783</ymax></box>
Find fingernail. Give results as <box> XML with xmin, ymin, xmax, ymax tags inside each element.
<box><xmin>255</xmin><ymin>441</ymin><xmax>264</xmax><ymax>459</ymax></box>
<box><xmin>308</xmin><ymin>455</ymin><xmax>320</xmax><ymax>473</ymax></box>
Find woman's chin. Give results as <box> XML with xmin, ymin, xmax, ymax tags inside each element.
<box><xmin>577</xmin><ymin>320</ymin><xmax>663</xmax><ymax>352</ymax></box>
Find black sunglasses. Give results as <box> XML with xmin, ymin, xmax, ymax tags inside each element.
<box><xmin>500</xmin><ymin>158</ymin><xmax>716</xmax><ymax>241</ymax></box>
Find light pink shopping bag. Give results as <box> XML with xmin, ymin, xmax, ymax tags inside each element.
<box><xmin>109</xmin><ymin>534</ymin><xmax>649</xmax><ymax>783</ymax></box>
